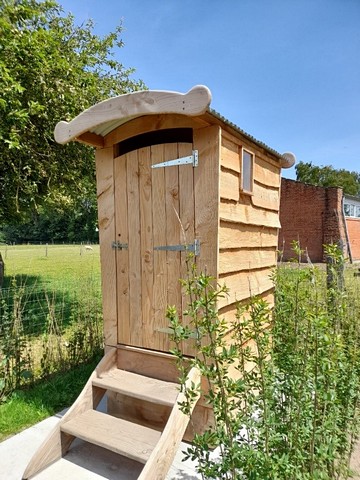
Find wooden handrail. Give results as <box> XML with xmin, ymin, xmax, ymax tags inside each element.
<box><xmin>138</xmin><ymin>366</ymin><xmax>201</xmax><ymax>480</ymax></box>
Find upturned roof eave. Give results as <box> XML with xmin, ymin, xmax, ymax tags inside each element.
<box><xmin>53</xmin><ymin>85</ymin><xmax>295</xmax><ymax>168</ymax></box>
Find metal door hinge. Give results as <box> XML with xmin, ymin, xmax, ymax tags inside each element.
<box><xmin>153</xmin><ymin>239</ymin><xmax>200</xmax><ymax>256</ymax></box>
<box><xmin>156</xmin><ymin>327</ymin><xmax>199</xmax><ymax>339</ymax></box>
<box><xmin>112</xmin><ymin>241</ymin><xmax>128</xmax><ymax>250</ymax></box>
<box><xmin>151</xmin><ymin>150</ymin><xmax>198</xmax><ymax>169</ymax></box>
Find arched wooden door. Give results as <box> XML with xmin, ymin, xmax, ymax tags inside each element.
<box><xmin>114</xmin><ymin>140</ymin><xmax>198</xmax><ymax>355</ymax></box>
<box><xmin>96</xmin><ymin>124</ymin><xmax>219</xmax><ymax>356</ymax></box>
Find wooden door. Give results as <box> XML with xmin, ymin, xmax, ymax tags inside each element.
<box><xmin>114</xmin><ymin>141</ymin><xmax>199</xmax><ymax>355</ymax></box>
<box><xmin>96</xmin><ymin>126</ymin><xmax>220</xmax><ymax>353</ymax></box>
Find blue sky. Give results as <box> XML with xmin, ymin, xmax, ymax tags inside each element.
<box><xmin>59</xmin><ymin>0</ymin><xmax>360</xmax><ymax>179</ymax></box>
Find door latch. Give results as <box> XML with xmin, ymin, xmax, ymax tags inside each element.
<box><xmin>112</xmin><ymin>241</ymin><xmax>128</xmax><ymax>250</ymax></box>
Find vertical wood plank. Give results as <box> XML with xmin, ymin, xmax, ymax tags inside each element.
<box><xmin>164</xmin><ymin>143</ymin><xmax>182</xmax><ymax>321</ymax></box>
<box><xmin>151</xmin><ymin>144</ymin><xmax>167</xmax><ymax>351</ymax></box>
<box><xmin>178</xmin><ymin>143</ymin><xmax>195</xmax><ymax>247</ymax></box>
<box><xmin>127</xmin><ymin>150</ymin><xmax>142</xmax><ymax>347</ymax></box>
<box><xmin>114</xmin><ymin>154</ymin><xmax>130</xmax><ymax>345</ymax></box>
<box><xmin>178</xmin><ymin>142</ymin><xmax>196</xmax><ymax>356</ymax></box>
<box><xmin>194</xmin><ymin>126</ymin><xmax>221</xmax><ymax>280</ymax></box>
<box><xmin>95</xmin><ymin>147</ymin><xmax>117</xmax><ymax>347</ymax></box>
<box><xmin>139</xmin><ymin>147</ymin><xmax>154</xmax><ymax>349</ymax></box>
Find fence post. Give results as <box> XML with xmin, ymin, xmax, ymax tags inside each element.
<box><xmin>0</xmin><ymin>253</ymin><xmax>4</xmax><ymax>288</ymax></box>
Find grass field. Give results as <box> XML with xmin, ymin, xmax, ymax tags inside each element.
<box><xmin>0</xmin><ymin>245</ymin><xmax>103</xmax><ymax>440</ymax></box>
<box><xmin>1</xmin><ymin>243</ymin><xmax>101</xmax><ymax>328</ymax></box>
<box><xmin>0</xmin><ymin>355</ymin><xmax>101</xmax><ymax>441</ymax></box>
<box><xmin>0</xmin><ymin>244</ymin><xmax>103</xmax><ymax>405</ymax></box>
<box><xmin>1</xmin><ymin>243</ymin><xmax>101</xmax><ymax>287</ymax></box>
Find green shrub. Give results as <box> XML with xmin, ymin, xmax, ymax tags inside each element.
<box><xmin>170</xmin><ymin>245</ymin><xmax>360</xmax><ymax>479</ymax></box>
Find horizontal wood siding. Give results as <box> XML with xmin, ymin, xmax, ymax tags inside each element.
<box><xmin>219</xmin><ymin>168</ymin><xmax>239</xmax><ymax>202</ymax></box>
<box><xmin>218</xmin><ymin>130</ymin><xmax>280</xmax><ymax>314</ymax></box>
<box><xmin>220</xmin><ymin>201</ymin><xmax>281</xmax><ymax>228</ymax></box>
<box><xmin>254</xmin><ymin>156</ymin><xmax>280</xmax><ymax>188</ymax></box>
<box><xmin>219</xmin><ymin>289</ymin><xmax>274</xmax><ymax>317</ymax></box>
<box><xmin>221</xmin><ymin>136</ymin><xmax>240</xmax><ymax>173</ymax></box>
<box><xmin>219</xmin><ymin>222</ymin><xmax>278</xmax><ymax>249</ymax></box>
<box><xmin>252</xmin><ymin>181</ymin><xmax>279</xmax><ymax>211</ymax></box>
<box><xmin>219</xmin><ymin>248</ymin><xmax>276</xmax><ymax>275</ymax></box>
<box><xmin>218</xmin><ymin>267</ymin><xmax>275</xmax><ymax>308</ymax></box>
<box><xmin>218</xmin><ymin>289</ymin><xmax>274</xmax><ymax>330</ymax></box>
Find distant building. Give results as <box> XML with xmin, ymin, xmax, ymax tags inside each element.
<box><xmin>343</xmin><ymin>194</ymin><xmax>360</xmax><ymax>261</ymax></box>
<box><xmin>279</xmin><ymin>178</ymin><xmax>360</xmax><ymax>262</ymax></box>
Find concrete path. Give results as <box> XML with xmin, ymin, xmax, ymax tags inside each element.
<box><xmin>0</xmin><ymin>401</ymin><xmax>200</xmax><ymax>480</ymax></box>
<box><xmin>2</xmin><ymin>406</ymin><xmax>360</xmax><ymax>480</ymax></box>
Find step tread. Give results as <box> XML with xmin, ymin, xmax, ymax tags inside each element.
<box><xmin>61</xmin><ymin>410</ymin><xmax>161</xmax><ymax>464</ymax></box>
<box><xmin>92</xmin><ymin>368</ymin><xmax>179</xmax><ymax>406</ymax></box>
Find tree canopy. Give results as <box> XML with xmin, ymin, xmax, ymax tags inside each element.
<box><xmin>295</xmin><ymin>161</ymin><xmax>360</xmax><ymax>196</ymax></box>
<box><xmin>0</xmin><ymin>0</ymin><xmax>144</xmax><ymax>224</ymax></box>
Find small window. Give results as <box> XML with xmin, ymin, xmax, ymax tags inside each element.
<box><xmin>344</xmin><ymin>203</ymin><xmax>355</xmax><ymax>217</ymax></box>
<box><xmin>356</xmin><ymin>206</ymin><xmax>360</xmax><ymax>218</ymax></box>
<box><xmin>241</xmin><ymin>148</ymin><xmax>254</xmax><ymax>194</ymax></box>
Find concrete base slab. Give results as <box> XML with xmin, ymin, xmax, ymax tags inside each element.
<box><xmin>32</xmin><ymin>439</ymin><xmax>200</xmax><ymax>480</ymax></box>
<box><xmin>0</xmin><ymin>400</ymin><xmax>200</xmax><ymax>480</ymax></box>
<box><xmin>3</xmin><ymin>408</ymin><xmax>360</xmax><ymax>479</ymax></box>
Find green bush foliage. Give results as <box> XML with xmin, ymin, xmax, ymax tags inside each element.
<box><xmin>169</xmin><ymin>244</ymin><xmax>360</xmax><ymax>479</ymax></box>
<box><xmin>0</xmin><ymin>0</ymin><xmax>144</xmax><ymax>223</ymax></box>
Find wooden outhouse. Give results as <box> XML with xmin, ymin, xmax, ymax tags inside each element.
<box><xmin>23</xmin><ymin>86</ymin><xmax>295</xmax><ymax>479</ymax></box>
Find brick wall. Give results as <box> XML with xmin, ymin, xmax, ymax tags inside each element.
<box><xmin>346</xmin><ymin>218</ymin><xmax>360</xmax><ymax>261</ymax></box>
<box><xmin>323</xmin><ymin>187</ymin><xmax>348</xmax><ymax>253</ymax></box>
<box><xmin>279</xmin><ymin>179</ymin><xmax>347</xmax><ymax>262</ymax></box>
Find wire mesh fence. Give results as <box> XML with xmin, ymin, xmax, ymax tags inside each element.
<box><xmin>0</xmin><ymin>244</ymin><xmax>103</xmax><ymax>399</ymax></box>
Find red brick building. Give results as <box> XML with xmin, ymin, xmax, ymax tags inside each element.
<box><xmin>279</xmin><ymin>178</ymin><xmax>360</xmax><ymax>262</ymax></box>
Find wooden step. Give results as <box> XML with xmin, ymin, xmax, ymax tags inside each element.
<box><xmin>92</xmin><ymin>368</ymin><xmax>179</xmax><ymax>407</ymax></box>
<box><xmin>61</xmin><ymin>410</ymin><xmax>161</xmax><ymax>464</ymax></box>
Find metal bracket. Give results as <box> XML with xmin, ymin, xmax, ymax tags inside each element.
<box><xmin>153</xmin><ymin>239</ymin><xmax>200</xmax><ymax>256</ymax></box>
<box><xmin>151</xmin><ymin>150</ymin><xmax>198</xmax><ymax>169</ymax></box>
<box><xmin>112</xmin><ymin>241</ymin><xmax>128</xmax><ymax>250</ymax></box>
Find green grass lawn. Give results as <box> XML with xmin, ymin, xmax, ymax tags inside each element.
<box><xmin>0</xmin><ymin>243</ymin><xmax>102</xmax><ymax>334</ymax></box>
<box><xmin>0</xmin><ymin>244</ymin><xmax>103</xmax><ymax>440</ymax></box>
<box><xmin>0</xmin><ymin>355</ymin><xmax>101</xmax><ymax>441</ymax></box>
<box><xmin>1</xmin><ymin>243</ymin><xmax>101</xmax><ymax>289</ymax></box>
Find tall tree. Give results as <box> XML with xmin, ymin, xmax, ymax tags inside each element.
<box><xmin>0</xmin><ymin>0</ymin><xmax>144</xmax><ymax>222</ymax></box>
<box><xmin>296</xmin><ymin>161</ymin><xmax>360</xmax><ymax>196</ymax></box>
<box><xmin>1</xmin><ymin>182</ymin><xmax>99</xmax><ymax>244</ymax></box>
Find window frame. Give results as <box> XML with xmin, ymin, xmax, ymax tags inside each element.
<box><xmin>240</xmin><ymin>147</ymin><xmax>254</xmax><ymax>195</ymax></box>
<box><xmin>344</xmin><ymin>202</ymin><xmax>360</xmax><ymax>218</ymax></box>
<box><xmin>344</xmin><ymin>203</ymin><xmax>352</xmax><ymax>216</ymax></box>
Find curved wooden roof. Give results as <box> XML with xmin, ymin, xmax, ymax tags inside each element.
<box><xmin>54</xmin><ymin>85</ymin><xmax>212</xmax><ymax>145</ymax></box>
<box><xmin>54</xmin><ymin>84</ymin><xmax>295</xmax><ymax>168</ymax></box>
